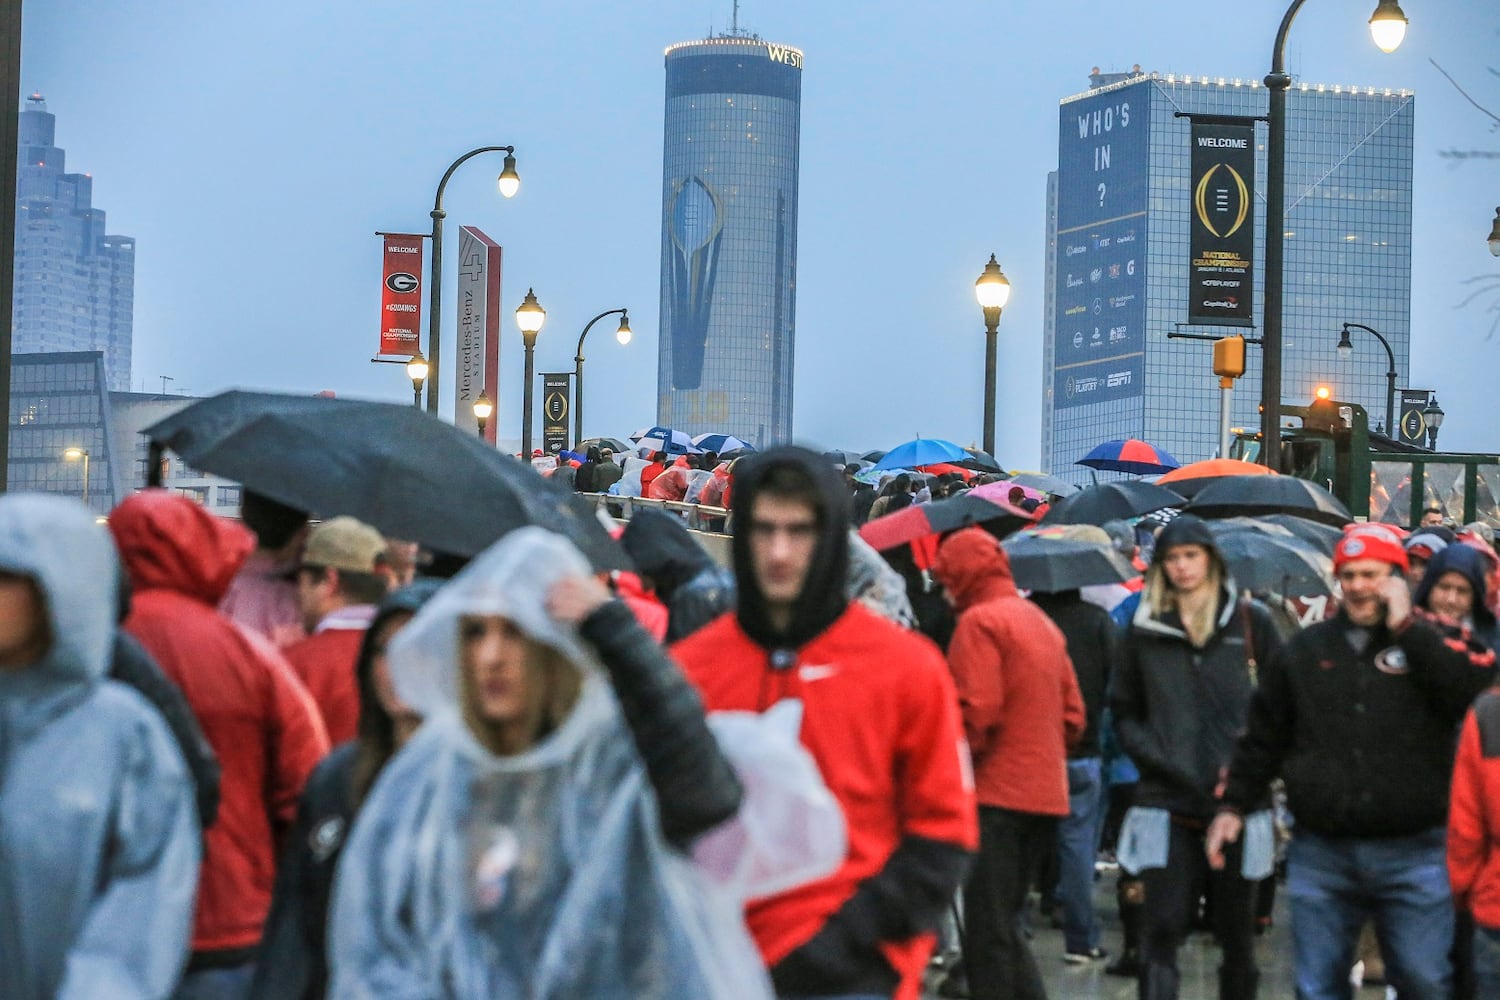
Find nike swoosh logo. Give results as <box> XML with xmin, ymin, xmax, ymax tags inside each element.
<box><xmin>800</xmin><ymin>664</ymin><xmax>838</xmax><ymax>682</ymax></box>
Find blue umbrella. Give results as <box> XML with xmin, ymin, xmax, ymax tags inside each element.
<box><xmin>634</xmin><ymin>425</ymin><xmax>699</xmax><ymax>455</ymax></box>
<box><xmin>691</xmin><ymin>432</ymin><xmax>755</xmax><ymax>455</ymax></box>
<box><xmin>874</xmin><ymin>437</ymin><xmax>969</xmax><ymax>471</ymax></box>
<box><xmin>1076</xmin><ymin>439</ymin><xmax>1182</xmax><ymax>476</ymax></box>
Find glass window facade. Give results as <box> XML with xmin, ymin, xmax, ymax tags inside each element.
<box><xmin>657</xmin><ymin>38</ymin><xmax>802</xmax><ymax>448</ymax></box>
<box><xmin>1042</xmin><ymin>75</ymin><xmax>1414</xmax><ymax>482</ymax></box>
<box><xmin>8</xmin><ymin>352</ymin><xmax>119</xmax><ymax>513</ymax></box>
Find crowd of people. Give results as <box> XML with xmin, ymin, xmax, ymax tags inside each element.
<box><xmin>5</xmin><ymin>440</ymin><xmax>1500</xmax><ymax>1000</ymax></box>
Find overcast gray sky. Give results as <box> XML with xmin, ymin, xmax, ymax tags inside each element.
<box><xmin>20</xmin><ymin>0</ymin><xmax>1497</xmax><ymax>465</ymax></box>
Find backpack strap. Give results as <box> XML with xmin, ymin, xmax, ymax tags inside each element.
<box><xmin>1238</xmin><ymin>595</ymin><xmax>1258</xmax><ymax>687</ymax></box>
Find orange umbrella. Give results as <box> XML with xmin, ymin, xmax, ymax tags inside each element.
<box><xmin>1158</xmin><ymin>458</ymin><xmax>1276</xmax><ymax>484</ymax></box>
<box><xmin>1157</xmin><ymin>459</ymin><xmax>1276</xmax><ymax>498</ymax></box>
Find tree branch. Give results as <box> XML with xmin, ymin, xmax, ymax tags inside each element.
<box><xmin>1430</xmin><ymin>58</ymin><xmax>1500</xmax><ymax>127</ymax></box>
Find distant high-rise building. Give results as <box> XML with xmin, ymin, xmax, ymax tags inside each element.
<box><xmin>14</xmin><ymin>93</ymin><xmax>135</xmax><ymax>392</ymax></box>
<box><xmin>1042</xmin><ymin>70</ymin><xmax>1414</xmax><ymax>479</ymax></box>
<box><xmin>657</xmin><ymin>33</ymin><xmax>802</xmax><ymax>448</ymax></box>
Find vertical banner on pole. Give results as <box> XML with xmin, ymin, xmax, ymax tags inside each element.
<box><xmin>379</xmin><ymin>234</ymin><xmax>425</xmax><ymax>356</ymax></box>
<box><xmin>455</xmin><ymin>227</ymin><xmax>503</xmax><ymax>442</ymax></box>
<box><xmin>1398</xmin><ymin>389</ymin><xmax>1432</xmax><ymax>446</ymax></box>
<box><xmin>541</xmin><ymin>373</ymin><xmax>571</xmax><ymax>455</ymax></box>
<box><xmin>1188</xmin><ymin>122</ymin><xmax>1256</xmax><ymax>327</ymax></box>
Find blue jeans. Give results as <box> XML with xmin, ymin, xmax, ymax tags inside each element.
<box><xmin>1287</xmin><ymin>827</ymin><xmax>1453</xmax><ymax>1000</ymax></box>
<box><xmin>1475</xmin><ymin>923</ymin><xmax>1500</xmax><ymax>997</ymax></box>
<box><xmin>1055</xmin><ymin>757</ymin><xmax>1105</xmax><ymax>953</ymax></box>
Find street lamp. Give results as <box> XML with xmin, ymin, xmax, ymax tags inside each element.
<box><xmin>974</xmin><ymin>254</ymin><xmax>1012</xmax><ymax>458</ymax></box>
<box><xmin>1335</xmin><ymin>322</ymin><xmax>1398</xmax><ymax>438</ymax></box>
<box><xmin>573</xmin><ymin>308</ymin><xmax>630</xmax><ymax>446</ymax></box>
<box><xmin>405</xmin><ymin>351</ymin><xmax>429</xmax><ymax>408</ymax></box>
<box><xmin>1423</xmin><ymin>395</ymin><xmax>1445</xmax><ymax>450</ymax></box>
<box><xmin>515</xmin><ymin>289</ymin><xmax>547</xmax><ymax>458</ymax></box>
<box><xmin>472</xmin><ymin>392</ymin><xmax>494</xmax><ymax>439</ymax></box>
<box><xmin>1259</xmin><ymin>0</ymin><xmax>1405</xmax><ymax>470</ymax></box>
<box><xmin>425</xmin><ymin>145</ymin><xmax>519</xmax><ymax>414</ymax></box>
<box><xmin>1487</xmin><ymin>207</ymin><xmax>1500</xmax><ymax>258</ymax></box>
<box><xmin>63</xmin><ymin>447</ymin><xmax>90</xmax><ymax>508</ymax></box>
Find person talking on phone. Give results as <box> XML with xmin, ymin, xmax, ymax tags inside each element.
<box><xmin>1207</xmin><ymin>525</ymin><xmax>1496</xmax><ymax>1000</ymax></box>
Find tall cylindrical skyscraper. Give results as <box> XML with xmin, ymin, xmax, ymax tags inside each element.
<box><xmin>658</xmin><ymin>36</ymin><xmax>802</xmax><ymax>448</ymax></box>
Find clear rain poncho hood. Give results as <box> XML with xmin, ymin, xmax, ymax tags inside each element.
<box><xmin>0</xmin><ymin>495</ymin><xmax>199</xmax><ymax>1000</ymax></box>
<box><xmin>329</xmin><ymin>527</ymin><xmax>844</xmax><ymax>999</ymax></box>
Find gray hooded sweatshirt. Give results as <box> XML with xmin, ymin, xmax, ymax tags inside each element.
<box><xmin>0</xmin><ymin>495</ymin><xmax>200</xmax><ymax>999</ymax></box>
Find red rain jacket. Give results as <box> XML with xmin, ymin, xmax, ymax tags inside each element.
<box><xmin>283</xmin><ymin>627</ymin><xmax>365</xmax><ymax>745</ymax></box>
<box><xmin>933</xmin><ymin>528</ymin><xmax>1084</xmax><ymax>816</ymax></box>
<box><xmin>111</xmin><ymin>491</ymin><xmax>329</xmax><ymax>956</ymax></box>
<box><xmin>1450</xmin><ymin>689</ymin><xmax>1500</xmax><ymax>929</ymax></box>
<box><xmin>676</xmin><ymin>603</ymin><xmax>977</xmax><ymax>1000</ymax></box>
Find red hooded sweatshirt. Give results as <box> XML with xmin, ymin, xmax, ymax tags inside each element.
<box><xmin>111</xmin><ymin>491</ymin><xmax>329</xmax><ymax>958</ymax></box>
<box><xmin>674</xmin><ymin>446</ymin><xmax>976</xmax><ymax>1000</ymax></box>
<box><xmin>933</xmin><ymin>527</ymin><xmax>1084</xmax><ymax>816</ymax></box>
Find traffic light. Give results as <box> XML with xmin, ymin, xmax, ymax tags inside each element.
<box><xmin>1315</xmin><ymin>385</ymin><xmax>1332</xmax><ymax>400</ymax></box>
<box><xmin>1212</xmin><ymin>335</ymin><xmax>1246</xmax><ymax>379</ymax></box>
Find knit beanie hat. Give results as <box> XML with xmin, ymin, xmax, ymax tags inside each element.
<box><xmin>1335</xmin><ymin>524</ymin><xmax>1409</xmax><ymax>574</ymax></box>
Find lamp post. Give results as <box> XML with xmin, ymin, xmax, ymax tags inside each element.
<box><xmin>472</xmin><ymin>393</ymin><xmax>494</xmax><ymax>439</ymax></box>
<box><xmin>1259</xmin><ymin>0</ymin><xmax>1407</xmax><ymax>470</ymax></box>
<box><xmin>974</xmin><ymin>255</ymin><xmax>1012</xmax><ymax>458</ymax></box>
<box><xmin>515</xmin><ymin>289</ymin><xmax>547</xmax><ymax>458</ymax></box>
<box><xmin>63</xmin><ymin>447</ymin><xmax>89</xmax><ymax>508</ymax></box>
<box><xmin>1423</xmin><ymin>395</ymin><xmax>1445</xmax><ymax>450</ymax></box>
<box><xmin>573</xmin><ymin>308</ymin><xmax>630</xmax><ymax>446</ymax></box>
<box><xmin>425</xmin><ymin>146</ymin><xmax>520</xmax><ymax>414</ymax></box>
<box><xmin>405</xmin><ymin>351</ymin><xmax>429</xmax><ymax>408</ymax></box>
<box><xmin>1488</xmin><ymin>207</ymin><xmax>1500</xmax><ymax>258</ymax></box>
<box><xmin>1335</xmin><ymin>322</ymin><xmax>1398</xmax><ymax>436</ymax></box>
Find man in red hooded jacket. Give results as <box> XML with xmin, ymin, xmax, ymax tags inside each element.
<box><xmin>933</xmin><ymin>527</ymin><xmax>1085</xmax><ymax>1000</ymax></box>
<box><xmin>675</xmin><ymin>446</ymin><xmax>976</xmax><ymax>1000</ymax></box>
<box><xmin>110</xmin><ymin>491</ymin><xmax>329</xmax><ymax>996</ymax></box>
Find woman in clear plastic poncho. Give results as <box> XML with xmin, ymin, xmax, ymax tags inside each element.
<box><xmin>328</xmin><ymin>527</ymin><xmax>844</xmax><ymax>999</ymax></box>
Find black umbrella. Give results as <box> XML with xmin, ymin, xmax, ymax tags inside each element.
<box><xmin>1208</xmin><ymin>519</ymin><xmax>1333</xmax><ymax>594</ymax></box>
<box><xmin>578</xmin><ymin>436</ymin><xmax>631</xmax><ymax>455</ymax></box>
<box><xmin>1260</xmin><ymin>513</ymin><xmax>1343</xmax><ymax>553</ymax></box>
<box><xmin>144</xmin><ymin>392</ymin><xmax>628</xmax><ymax>569</ymax></box>
<box><xmin>1007</xmin><ymin>472</ymin><xmax>1081</xmax><ymax>498</ymax></box>
<box><xmin>955</xmin><ymin>448</ymin><xmax>1006</xmax><ymax>474</ymax></box>
<box><xmin>861</xmin><ymin>449</ymin><xmax>887</xmax><ymax>463</ymax></box>
<box><xmin>1041</xmin><ymin>480</ymin><xmax>1185</xmax><ymax>526</ymax></box>
<box><xmin>823</xmin><ymin>449</ymin><xmax>864</xmax><ymax>468</ymax></box>
<box><xmin>1001</xmin><ymin>533</ymin><xmax>1138</xmax><ymax>593</ymax></box>
<box><xmin>1184</xmin><ymin>476</ymin><xmax>1352</xmax><ymax>528</ymax></box>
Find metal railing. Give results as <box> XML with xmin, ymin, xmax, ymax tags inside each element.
<box><xmin>579</xmin><ymin>492</ymin><xmax>731</xmax><ymax>533</ymax></box>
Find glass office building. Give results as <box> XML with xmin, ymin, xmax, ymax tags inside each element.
<box><xmin>657</xmin><ymin>36</ymin><xmax>802</xmax><ymax>448</ymax></box>
<box><xmin>14</xmin><ymin>94</ymin><xmax>135</xmax><ymax>392</ymax></box>
<box><xmin>1042</xmin><ymin>70</ymin><xmax>1414</xmax><ymax>480</ymax></box>
<box><xmin>8</xmin><ymin>351</ymin><xmax>121</xmax><ymax>514</ymax></box>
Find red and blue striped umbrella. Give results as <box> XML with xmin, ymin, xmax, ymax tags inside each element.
<box><xmin>1076</xmin><ymin>439</ymin><xmax>1181</xmax><ymax>476</ymax></box>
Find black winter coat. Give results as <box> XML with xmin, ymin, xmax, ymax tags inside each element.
<box><xmin>248</xmin><ymin>744</ymin><xmax>356</xmax><ymax>1000</ymax></box>
<box><xmin>1032</xmin><ymin>591</ymin><xmax>1119</xmax><ymax>758</ymax></box>
<box><xmin>1223</xmin><ymin>610</ymin><xmax>1496</xmax><ymax>838</ymax></box>
<box><xmin>1111</xmin><ymin>588</ymin><xmax>1281</xmax><ymax>821</ymax></box>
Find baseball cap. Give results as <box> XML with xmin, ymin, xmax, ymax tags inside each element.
<box><xmin>302</xmin><ymin>516</ymin><xmax>387</xmax><ymax>575</ymax></box>
<box><xmin>1335</xmin><ymin>524</ymin><xmax>1408</xmax><ymax>574</ymax></box>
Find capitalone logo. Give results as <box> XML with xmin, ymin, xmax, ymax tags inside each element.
<box><xmin>1194</xmin><ymin>164</ymin><xmax>1249</xmax><ymax>239</ymax></box>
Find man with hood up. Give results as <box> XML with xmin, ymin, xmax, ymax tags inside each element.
<box><xmin>675</xmin><ymin>445</ymin><xmax>977</xmax><ymax>1000</ymax></box>
<box><xmin>0</xmin><ymin>494</ymin><xmax>200</xmax><ymax>999</ymax></box>
<box><xmin>1414</xmin><ymin>542</ymin><xmax>1500</xmax><ymax>652</ymax></box>
<box><xmin>932</xmin><ymin>527</ymin><xmax>1085</xmax><ymax>1000</ymax></box>
<box><xmin>620</xmin><ymin>509</ymin><xmax>736</xmax><ymax>642</ymax></box>
<box><xmin>110</xmin><ymin>490</ymin><xmax>330</xmax><ymax>996</ymax></box>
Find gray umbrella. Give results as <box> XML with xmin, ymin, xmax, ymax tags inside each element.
<box><xmin>144</xmin><ymin>391</ymin><xmax>628</xmax><ymax>569</ymax></box>
<box><xmin>1184</xmin><ymin>476</ymin><xmax>1352</xmax><ymax>527</ymax></box>
<box><xmin>1209</xmin><ymin>518</ymin><xmax>1334</xmax><ymax>595</ymax></box>
<box><xmin>1008</xmin><ymin>472</ymin><xmax>1081</xmax><ymax>497</ymax></box>
<box><xmin>1042</xmin><ymin>480</ymin><xmax>1185</xmax><ymax>526</ymax></box>
<box><xmin>1001</xmin><ymin>533</ymin><xmax>1139</xmax><ymax>593</ymax></box>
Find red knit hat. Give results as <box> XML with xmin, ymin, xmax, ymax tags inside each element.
<box><xmin>1334</xmin><ymin>524</ymin><xmax>1409</xmax><ymax>574</ymax></box>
